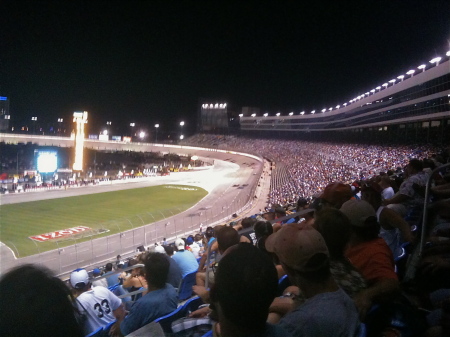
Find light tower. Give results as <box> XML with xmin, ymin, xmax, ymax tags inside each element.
<box><xmin>73</xmin><ymin>111</ymin><xmax>88</xmax><ymax>171</ymax></box>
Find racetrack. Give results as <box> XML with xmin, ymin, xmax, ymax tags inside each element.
<box><xmin>0</xmin><ymin>141</ymin><xmax>270</xmax><ymax>276</ymax></box>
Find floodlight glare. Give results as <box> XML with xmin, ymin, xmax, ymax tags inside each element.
<box><xmin>376</xmin><ymin>86</ymin><xmax>381</xmax><ymax>90</ymax></box>
<box><xmin>406</xmin><ymin>70</ymin><xmax>415</xmax><ymax>75</ymax></box>
<box><xmin>180</xmin><ymin>121</ymin><xmax>185</xmax><ymax>126</ymax></box>
<box><xmin>389</xmin><ymin>79</ymin><xmax>396</xmax><ymax>84</ymax></box>
<box><xmin>289</xmin><ymin>112</ymin><xmax>294</xmax><ymax>116</ymax></box>
<box><xmin>251</xmin><ymin>113</ymin><xmax>256</xmax><ymax>117</ymax></box>
<box><xmin>321</xmin><ymin>109</ymin><xmax>326</xmax><ymax>113</ymax></box>
<box><xmin>335</xmin><ymin>105</ymin><xmax>340</xmax><ymax>109</ymax></box>
<box><xmin>418</xmin><ymin>64</ymin><xmax>426</xmax><ymax>71</ymax></box>
<box><xmin>239</xmin><ymin>114</ymin><xmax>243</xmax><ymax>117</ymax></box>
<box><xmin>311</xmin><ymin>110</ymin><xmax>315</xmax><ymax>114</ymax></box>
<box><xmin>429</xmin><ymin>57</ymin><xmax>442</xmax><ymax>64</ymax></box>
<box><xmin>300</xmin><ymin>111</ymin><xmax>305</xmax><ymax>115</ymax></box>
<box><xmin>397</xmin><ymin>75</ymin><xmax>405</xmax><ymax>81</ymax></box>
<box><xmin>343</xmin><ymin>103</ymin><xmax>347</xmax><ymax>107</ymax></box>
<box><xmin>382</xmin><ymin>83</ymin><xmax>389</xmax><ymax>87</ymax></box>
<box><xmin>276</xmin><ymin>112</ymin><xmax>280</xmax><ymax>116</ymax></box>
<box><xmin>155</xmin><ymin>124</ymin><xmax>159</xmax><ymax>128</ymax></box>
<box><xmin>263</xmin><ymin>113</ymin><xmax>268</xmax><ymax>117</ymax></box>
<box><xmin>328</xmin><ymin>108</ymin><xmax>332</xmax><ymax>111</ymax></box>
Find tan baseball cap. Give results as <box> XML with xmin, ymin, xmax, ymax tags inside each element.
<box><xmin>265</xmin><ymin>223</ymin><xmax>329</xmax><ymax>272</ymax></box>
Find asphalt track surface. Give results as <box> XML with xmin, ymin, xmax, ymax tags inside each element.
<box><xmin>0</xmin><ymin>136</ymin><xmax>271</xmax><ymax>277</ymax></box>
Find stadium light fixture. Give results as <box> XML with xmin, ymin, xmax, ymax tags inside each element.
<box><xmin>397</xmin><ymin>75</ymin><xmax>405</xmax><ymax>81</ymax></box>
<box><xmin>102</xmin><ymin>129</ymin><xmax>108</xmax><ymax>135</ymax></box>
<box><xmin>106</xmin><ymin>121</ymin><xmax>112</xmax><ymax>125</ymax></box>
<box><xmin>251</xmin><ymin>113</ymin><xmax>256</xmax><ymax>117</ymax></box>
<box><xmin>382</xmin><ymin>83</ymin><xmax>389</xmax><ymax>88</ymax></box>
<box><xmin>276</xmin><ymin>112</ymin><xmax>280</xmax><ymax>116</ymax></box>
<box><xmin>321</xmin><ymin>108</ymin><xmax>326</xmax><ymax>113</ymax></box>
<box><xmin>370</xmin><ymin>89</ymin><xmax>375</xmax><ymax>94</ymax></box>
<box><xmin>263</xmin><ymin>113</ymin><xmax>268</xmax><ymax>117</ymax></box>
<box><xmin>31</xmin><ymin>116</ymin><xmax>37</xmax><ymax>121</ymax></box>
<box><xmin>418</xmin><ymin>64</ymin><xmax>426</xmax><ymax>72</ymax></box>
<box><xmin>289</xmin><ymin>112</ymin><xmax>294</xmax><ymax>116</ymax></box>
<box><xmin>376</xmin><ymin>86</ymin><xmax>381</xmax><ymax>91</ymax></box>
<box><xmin>335</xmin><ymin>105</ymin><xmax>340</xmax><ymax>109</ymax></box>
<box><xmin>365</xmin><ymin>92</ymin><xmax>370</xmax><ymax>96</ymax></box>
<box><xmin>446</xmin><ymin>51</ymin><xmax>450</xmax><ymax>57</ymax></box>
<box><xmin>180</xmin><ymin>121</ymin><xmax>185</xmax><ymax>126</ymax></box>
<box><xmin>180</xmin><ymin>135</ymin><xmax>184</xmax><ymax>140</ymax></box>
<box><xmin>328</xmin><ymin>108</ymin><xmax>332</xmax><ymax>111</ymax></box>
<box><xmin>57</xmin><ymin>118</ymin><xmax>63</xmax><ymax>122</ymax></box>
<box><xmin>300</xmin><ymin>111</ymin><xmax>305</xmax><ymax>115</ymax></box>
<box><xmin>406</xmin><ymin>70</ymin><xmax>415</xmax><ymax>76</ymax></box>
<box><xmin>311</xmin><ymin>110</ymin><xmax>315</xmax><ymax>114</ymax></box>
<box><xmin>139</xmin><ymin>131</ymin><xmax>145</xmax><ymax>139</ymax></box>
<box><xmin>429</xmin><ymin>57</ymin><xmax>442</xmax><ymax>66</ymax></box>
<box><xmin>239</xmin><ymin>114</ymin><xmax>243</xmax><ymax>117</ymax></box>
<box><xmin>389</xmin><ymin>79</ymin><xmax>396</xmax><ymax>85</ymax></box>
<box><xmin>343</xmin><ymin>103</ymin><xmax>347</xmax><ymax>107</ymax></box>
<box><xmin>130</xmin><ymin>122</ymin><xmax>135</xmax><ymax>127</ymax></box>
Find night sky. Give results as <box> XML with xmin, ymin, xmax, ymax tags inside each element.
<box><xmin>2</xmin><ymin>0</ymin><xmax>450</xmax><ymax>136</ymax></box>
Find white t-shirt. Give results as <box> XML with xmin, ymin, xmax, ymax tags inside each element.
<box><xmin>76</xmin><ymin>286</ymin><xmax>122</xmax><ymax>335</ymax></box>
<box><xmin>189</xmin><ymin>242</ymin><xmax>201</xmax><ymax>259</ymax></box>
<box><xmin>381</xmin><ymin>187</ymin><xmax>395</xmax><ymax>200</ymax></box>
<box><xmin>92</xmin><ymin>277</ymin><xmax>108</xmax><ymax>288</ymax></box>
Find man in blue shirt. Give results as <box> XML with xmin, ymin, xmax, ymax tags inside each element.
<box><xmin>172</xmin><ymin>238</ymin><xmax>199</xmax><ymax>278</ymax></box>
<box><xmin>119</xmin><ymin>253</ymin><xmax>178</xmax><ymax>335</ymax></box>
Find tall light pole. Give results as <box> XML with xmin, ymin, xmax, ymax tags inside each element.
<box><xmin>179</xmin><ymin>121</ymin><xmax>184</xmax><ymax>142</ymax></box>
<box><xmin>57</xmin><ymin>118</ymin><xmax>63</xmax><ymax>135</ymax></box>
<box><xmin>31</xmin><ymin>116</ymin><xmax>37</xmax><ymax>134</ymax></box>
<box><xmin>155</xmin><ymin>124</ymin><xmax>159</xmax><ymax>143</ymax></box>
<box><xmin>129</xmin><ymin>122</ymin><xmax>135</xmax><ymax>138</ymax></box>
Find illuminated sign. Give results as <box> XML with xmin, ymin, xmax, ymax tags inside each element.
<box><xmin>37</xmin><ymin>151</ymin><xmax>58</xmax><ymax>173</ymax></box>
<box><xmin>29</xmin><ymin>226</ymin><xmax>92</xmax><ymax>242</ymax></box>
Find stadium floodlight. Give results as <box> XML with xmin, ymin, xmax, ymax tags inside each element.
<box><xmin>289</xmin><ymin>112</ymin><xmax>294</xmax><ymax>116</ymax></box>
<box><xmin>446</xmin><ymin>51</ymin><xmax>450</xmax><ymax>57</ymax></box>
<box><xmin>429</xmin><ymin>57</ymin><xmax>442</xmax><ymax>65</ymax></box>
<box><xmin>251</xmin><ymin>113</ymin><xmax>256</xmax><ymax>117</ymax></box>
<box><xmin>365</xmin><ymin>92</ymin><xmax>370</xmax><ymax>96</ymax></box>
<box><xmin>321</xmin><ymin>108</ymin><xmax>326</xmax><ymax>113</ymax></box>
<box><xmin>311</xmin><ymin>110</ymin><xmax>315</xmax><ymax>114</ymax></box>
<box><xmin>300</xmin><ymin>111</ymin><xmax>305</xmax><ymax>115</ymax></box>
<box><xmin>370</xmin><ymin>89</ymin><xmax>375</xmax><ymax>94</ymax></box>
<box><xmin>382</xmin><ymin>83</ymin><xmax>389</xmax><ymax>88</ymax></box>
<box><xmin>263</xmin><ymin>113</ymin><xmax>268</xmax><ymax>117</ymax></box>
<box><xmin>397</xmin><ymin>75</ymin><xmax>405</xmax><ymax>81</ymax></box>
<box><xmin>406</xmin><ymin>70</ymin><xmax>415</xmax><ymax>76</ymax></box>
<box><xmin>130</xmin><ymin>122</ymin><xmax>135</xmax><ymax>127</ymax></box>
<box><xmin>239</xmin><ymin>114</ymin><xmax>243</xmax><ymax>117</ymax></box>
<box><xmin>336</xmin><ymin>105</ymin><xmax>340</xmax><ymax>109</ymax></box>
<box><xmin>343</xmin><ymin>103</ymin><xmax>347</xmax><ymax>107</ymax></box>
<box><xmin>180</xmin><ymin>121</ymin><xmax>185</xmax><ymax>126</ymax></box>
<box><xmin>57</xmin><ymin>118</ymin><xmax>63</xmax><ymax>122</ymax></box>
<box><xmin>139</xmin><ymin>131</ymin><xmax>145</xmax><ymax>139</ymax></box>
<box><xmin>376</xmin><ymin>86</ymin><xmax>381</xmax><ymax>90</ymax></box>
<box><xmin>5</xmin><ymin>115</ymin><xmax>10</xmax><ymax>119</ymax></box>
<box><xmin>418</xmin><ymin>64</ymin><xmax>426</xmax><ymax>72</ymax></box>
<box><xmin>154</xmin><ymin>123</ymin><xmax>159</xmax><ymax>128</ymax></box>
<box><xmin>389</xmin><ymin>79</ymin><xmax>396</xmax><ymax>84</ymax></box>
<box><xmin>31</xmin><ymin>116</ymin><xmax>37</xmax><ymax>121</ymax></box>
<box><xmin>276</xmin><ymin>112</ymin><xmax>280</xmax><ymax>116</ymax></box>
<box><xmin>328</xmin><ymin>107</ymin><xmax>332</xmax><ymax>111</ymax></box>
<box><xmin>180</xmin><ymin>135</ymin><xmax>184</xmax><ymax>140</ymax></box>
<box><xmin>106</xmin><ymin>121</ymin><xmax>112</xmax><ymax>125</ymax></box>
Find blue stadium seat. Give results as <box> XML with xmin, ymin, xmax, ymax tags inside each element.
<box><xmin>178</xmin><ymin>271</ymin><xmax>197</xmax><ymax>301</ymax></box>
<box><xmin>201</xmin><ymin>330</ymin><xmax>213</xmax><ymax>337</ymax></box>
<box><xmin>85</xmin><ymin>327</ymin><xmax>103</xmax><ymax>337</ymax></box>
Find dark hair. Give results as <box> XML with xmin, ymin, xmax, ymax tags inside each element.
<box><xmin>210</xmin><ymin>243</ymin><xmax>278</xmax><ymax>333</ymax></box>
<box><xmin>0</xmin><ymin>264</ymin><xmax>84</xmax><ymax>337</ymax></box>
<box><xmin>241</xmin><ymin>217</ymin><xmax>257</xmax><ymax>229</ymax></box>
<box><xmin>351</xmin><ymin>216</ymin><xmax>380</xmax><ymax>242</ymax></box>
<box><xmin>408</xmin><ymin>159</ymin><xmax>423</xmax><ymax>172</ymax></box>
<box><xmin>216</xmin><ymin>226</ymin><xmax>240</xmax><ymax>254</ymax></box>
<box><xmin>254</xmin><ymin>221</ymin><xmax>273</xmax><ymax>239</ymax></box>
<box><xmin>297</xmin><ymin>253</ymin><xmax>331</xmax><ymax>283</ymax></box>
<box><xmin>314</xmin><ymin>209</ymin><xmax>352</xmax><ymax>258</ymax></box>
<box><xmin>163</xmin><ymin>245</ymin><xmax>174</xmax><ymax>256</ymax></box>
<box><xmin>105</xmin><ymin>262</ymin><xmax>113</xmax><ymax>272</ymax></box>
<box><xmin>145</xmin><ymin>253</ymin><xmax>170</xmax><ymax>289</ymax></box>
<box><xmin>205</xmin><ymin>226</ymin><xmax>215</xmax><ymax>239</ymax></box>
<box><xmin>361</xmin><ymin>186</ymin><xmax>382</xmax><ymax>210</ymax></box>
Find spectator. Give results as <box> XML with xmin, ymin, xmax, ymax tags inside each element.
<box><xmin>161</xmin><ymin>245</ymin><xmax>183</xmax><ymax>288</ymax></box>
<box><xmin>239</xmin><ymin>217</ymin><xmax>257</xmax><ymax>244</ymax></box>
<box><xmin>172</xmin><ymin>238</ymin><xmax>199</xmax><ymax>278</ymax></box>
<box><xmin>104</xmin><ymin>262</ymin><xmax>120</xmax><ymax>288</ymax></box>
<box><xmin>119</xmin><ymin>258</ymin><xmax>147</xmax><ymax>301</ymax></box>
<box><xmin>341</xmin><ymin>199</ymin><xmax>400</xmax><ymax>320</ymax></box>
<box><xmin>70</xmin><ymin>268</ymin><xmax>125</xmax><ymax>336</ymax></box>
<box><xmin>266</xmin><ymin>223</ymin><xmax>361</xmax><ymax>336</ymax></box>
<box><xmin>120</xmin><ymin>252</ymin><xmax>178</xmax><ymax>335</ymax></box>
<box><xmin>0</xmin><ymin>264</ymin><xmax>84</xmax><ymax>337</ymax></box>
<box><xmin>91</xmin><ymin>268</ymin><xmax>108</xmax><ymax>288</ymax></box>
<box><xmin>320</xmin><ymin>182</ymin><xmax>353</xmax><ymax>209</ymax></box>
<box><xmin>210</xmin><ymin>243</ymin><xmax>290</xmax><ymax>336</ymax></box>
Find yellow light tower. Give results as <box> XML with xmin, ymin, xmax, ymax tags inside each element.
<box><xmin>72</xmin><ymin>111</ymin><xmax>88</xmax><ymax>171</ymax></box>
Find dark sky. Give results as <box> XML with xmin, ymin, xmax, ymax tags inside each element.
<box><xmin>2</xmin><ymin>0</ymin><xmax>450</xmax><ymax>136</ymax></box>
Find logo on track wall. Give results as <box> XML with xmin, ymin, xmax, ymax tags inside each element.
<box><xmin>29</xmin><ymin>226</ymin><xmax>92</xmax><ymax>242</ymax></box>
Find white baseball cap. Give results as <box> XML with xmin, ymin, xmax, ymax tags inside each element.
<box><xmin>70</xmin><ymin>268</ymin><xmax>90</xmax><ymax>289</ymax></box>
<box><xmin>175</xmin><ymin>238</ymin><xmax>185</xmax><ymax>250</ymax></box>
<box><xmin>155</xmin><ymin>245</ymin><xmax>166</xmax><ymax>254</ymax></box>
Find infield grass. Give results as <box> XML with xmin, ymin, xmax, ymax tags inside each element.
<box><xmin>0</xmin><ymin>185</ymin><xmax>207</xmax><ymax>257</ymax></box>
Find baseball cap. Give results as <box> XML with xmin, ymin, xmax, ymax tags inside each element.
<box><xmin>70</xmin><ymin>268</ymin><xmax>89</xmax><ymax>289</ymax></box>
<box><xmin>175</xmin><ymin>238</ymin><xmax>185</xmax><ymax>250</ymax></box>
<box><xmin>154</xmin><ymin>245</ymin><xmax>166</xmax><ymax>254</ymax></box>
<box><xmin>340</xmin><ymin>199</ymin><xmax>376</xmax><ymax>227</ymax></box>
<box><xmin>320</xmin><ymin>182</ymin><xmax>352</xmax><ymax>208</ymax></box>
<box><xmin>265</xmin><ymin>223</ymin><xmax>329</xmax><ymax>272</ymax></box>
<box><xmin>92</xmin><ymin>268</ymin><xmax>101</xmax><ymax>276</ymax></box>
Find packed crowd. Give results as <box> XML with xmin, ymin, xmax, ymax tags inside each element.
<box><xmin>1</xmin><ymin>136</ymin><xmax>450</xmax><ymax>336</ymax></box>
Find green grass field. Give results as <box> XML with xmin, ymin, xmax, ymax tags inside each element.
<box><xmin>0</xmin><ymin>185</ymin><xmax>207</xmax><ymax>257</ymax></box>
